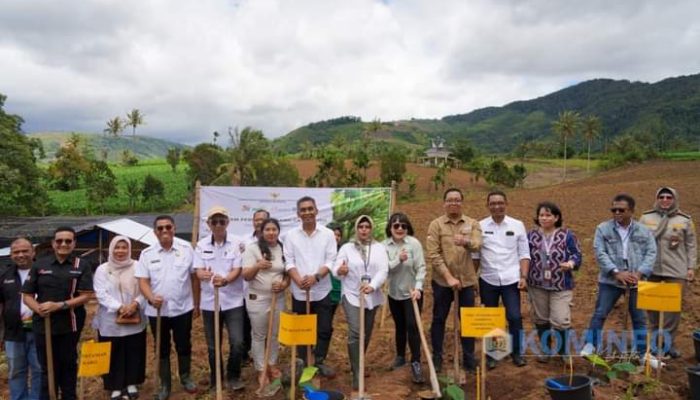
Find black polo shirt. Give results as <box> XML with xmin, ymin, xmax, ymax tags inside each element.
<box><xmin>21</xmin><ymin>254</ymin><xmax>93</xmax><ymax>335</ymax></box>
<box><xmin>0</xmin><ymin>265</ymin><xmax>33</xmax><ymax>342</ymax></box>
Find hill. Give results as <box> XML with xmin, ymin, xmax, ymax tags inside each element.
<box><xmin>29</xmin><ymin>132</ymin><xmax>189</xmax><ymax>161</ymax></box>
<box><xmin>274</xmin><ymin>73</ymin><xmax>700</xmax><ymax>153</ymax></box>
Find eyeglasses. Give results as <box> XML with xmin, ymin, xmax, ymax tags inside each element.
<box><xmin>209</xmin><ymin>218</ymin><xmax>228</xmax><ymax>226</ymax></box>
<box><xmin>610</xmin><ymin>208</ymin><xmax>628</xmax><ymax>214</ymax></box>
<box><xmin>392</xmin><ymin>223</ymin><xmax>408</xmax><ymax>230</ymax></box>
<box><xmin>657</xmin><ymin>195</ymin><xmax>674</xmax><ymax>200</ymax></box>
<box><xmin>156</xmin><ymin>225</ymin><xmax>173</xmax><ymax>232</ymax></box>
<box><xmin>54</xmin><ymin>239</ymin><xmax>73</xmax><ymax>245</ymax></box>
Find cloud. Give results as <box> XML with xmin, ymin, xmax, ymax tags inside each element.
<box><xmin>0</xmin><ymin>0</ymin><xmax>698</xmax><ymax>144</ymax></box>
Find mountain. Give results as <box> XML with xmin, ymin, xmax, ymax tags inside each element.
<box><xmin>28</xmin><ymin>132</ymin><xmax>190</xmax><ymax>161</ymax></box>
<box><xmin>274</xmin><ymin>73</ymin><xmax>700</xmax><ymax>153</ymax></box>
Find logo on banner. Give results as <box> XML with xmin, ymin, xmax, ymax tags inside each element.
<box><xmin>484</xmin><ymin>328</ymin><xmax>512</xmax><ymax>361</ymax></box>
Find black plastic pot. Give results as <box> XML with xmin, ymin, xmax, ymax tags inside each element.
<box><xmin>687</xmin><ymin>366</ymin><xmax>700</xmax><ymax>400</ymax></box>
<box><xmin>693</xmin><ymin>331</ymin><xmax>700</xmax><ymax>362</ymax></box>
<box><xmin>545</xmin><ymin>375</ymin><xmax>593</xmax><ymax>400</ymax></box>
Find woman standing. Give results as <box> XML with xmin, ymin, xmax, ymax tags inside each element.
<box><xmin>383</xmin><ymin>212</ymin><xmax>426</xmax><ymax>383</ymax></box>
<box><xmin>93</xmin><ymin>236</ymin><xmax>147</xmax><ymax>400</ymax></box>
<box><xmin>333</xmin><ymin>215</ymin><xmax>388</xmax><ymax>390</ymax></box>
<box><xmin>242</xmin><ymin>218</ymin><xmax>290</xmax><ymax>389</ymax></box>
<box><xmin>526</xmin><ymin>202</ymin><xmax>582</xmax><ymax>361</ymax></box>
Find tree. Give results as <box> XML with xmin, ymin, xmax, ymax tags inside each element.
<box><xmin>166</xmin><ymin>147</ymin><xmax>181</xmax><ymax>172</ymax></box>
<box><xmin>512</xmin><ymin>163</ymin><xmax>528</xmax><ymax>187</ymax></box>
<box><xmin>582</xmin><ymin>115</ymin><xmax>602</xmax><ymax>173</ymax></box>
<box><xmin>0</xmin><ymin>93</ymin><xmax>52</xmax><ymax>216</ymax></box>
<box><xmin>142</xmin><ymin>174</ymin><xmax>165</xmax><ymax>210</ymax></box>
<box><xmin>451</xmin><ymin>138</ymin><xmax>475</xmax><ymax>164</ymax></box>
<box><xmin>307</xmin><ymin>145</ymin><xmax>348</xmax><ymax>187</ymax></box>
<box><xmin>121</xmin><ymin>149</ymin><xmax>138</xmax><ymax>166</ymax></box>
<box><xmin>104</xmin><ymin>116</ymin><xmax>125</xmax><ymax>137</ymax></box>
<box><xmin>364</xmin><ymin>118</ymin><xmax>382</xmax><ymax>140</ymax></box>
<box><xmin>552</xmin><ymin>110</ymin><xmax>581</xmax><ymax>181</ymax></box>
<box><xmin>379</xmin><ymin>149</ymin><xmax>407</xmax><ymax>187</ymax></box>
<box><xmin>47</xmin><ymin>133</ymin><xmax>91</xmax><ymax>190</ymax></box>
<box><xmin>431</xmin><ymin>162</ymin><xmax>450</xmax><ymax>191</ymax></box>
<box><xmin>84</xmin><ymin>160</ymin><xmax>117</xmax><ymax>213</ymax></box>
<box><xmin>351</xmin><ymin>144</ymin><xmax>371</xmax><ymax>186</ymax></box>
<box><xmin>184</xmin><ymin>143</ymin><xmax>226</xmax><ymax>185</ymax></box>
<box><xmin>485</xmin><ymin>159</ymin><xmax>517</xmax><ymax>188</ymax></box>
<box><xmin>125</xmin><ymin>178</ymin><xmax>140</xmax><ymax>212</ymax></box>
<box><xmin>227</xmin><ymin>127</ymin><xmax>271</xmax><ymax>185</ymax></box>
<box><xmin>125</xmin><ymin>109</ymin><xmax>144</xmax><ymax>136</ymax></box>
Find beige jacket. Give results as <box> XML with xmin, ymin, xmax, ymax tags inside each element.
<box><xmin>426</xmin><ymin>214</ymin><xmax>482</xmax><ymax>288</ymax></box>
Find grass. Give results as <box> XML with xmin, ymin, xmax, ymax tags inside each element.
<box><xmin>47</xmin><ymin>159</ymin><xmax>191</xmax><ymax>215</ymax></box>
<box><xmin>661</xmin><ymin>151</ymin><xmax>700</xmax><ymax>161</ymax></box>
<box><xmin>504</xmin><ymin>157</ymin><xmax>602</xmax><ymax>172</ymax></box>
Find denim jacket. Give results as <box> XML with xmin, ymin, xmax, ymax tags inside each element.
<box><xmin>594</xmin><ymin>219</ymin><xmax>657</xmax><ymax>287</ymax></box>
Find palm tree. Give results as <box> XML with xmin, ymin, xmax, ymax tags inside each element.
<box><xmin>582</xmin><ymin>115</ymin><xmax>602</xmax><ymax>173</ymax></box>
<box><xmin>104</xmin><ymin>117</ymin><xmax>124</xmax><ymax>137</ymax></box>
<box><xmin>364</xmin><ymin>118</ymin><xmax>382</xmax><ymax>141</ymax></box>
<box><xmin>552</xmin><ymin>110</ymin><xmax>581</xmax><ymax>181</ymax></box>
<box><xmin>125</xmin><ymin>109</ymin><xmax>145</xmax><ymax>136</ymax></box>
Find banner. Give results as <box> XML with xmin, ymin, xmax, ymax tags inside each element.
<box><xmin>637</xmin><ymin>281</ymin><xmax>682</xmax><ymax>312</ymax></box>
<box><xmin>78</xmin><ymin>340</ymin><xmax>111</xmax><ymax>377</ymax></box>
<box><xmin>198</xmin><ymin>186</ymin><xmax>392</xmax><ymax>241</ymax></box>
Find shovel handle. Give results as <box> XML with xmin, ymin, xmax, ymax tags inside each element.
<box><xmin>413</xmin><ymin>298</ymin><xmax>441</xmax><ymax>398</ymax></box>
<box><xmin>359</xmin><ymin>291</ymin><xmax>366</xmax><ymax>397</ymax></box>
<box><xmin>153</xmin><ymin>307</ymin><xmax>162</xmax><ymax>395</ymax></box>
<box><xmin>214</xmin><ymin>287</ymin><xmax>223</xmax><ymax>400</ymax></box>
<box><xmin>45</xmin><ymin>315</ymin><xmax>57</xmax><ymax>400</ymax></box>
<box><xmin>262</xmin><ymin>291</ymin><xmax>278</xmax><ymax>381</ymax></box>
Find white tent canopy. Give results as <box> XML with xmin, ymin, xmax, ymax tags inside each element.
<box><xmin>96</xmin><ymin>218</ymin><xmax>190</xmax><ymax>247</ymax></box>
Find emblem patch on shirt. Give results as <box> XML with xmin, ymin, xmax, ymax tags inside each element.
<box><xmin>69</xmin><ymin>270</ymin><xmax>82</xmax><ymax>275</ymax></box>
<box><xmin>151</xmin><ymin>259</ymin><xmax>161</xmax><ymax>264</ymax></box>
<box><xmin>203</xmin><ymin>250</ymin><xmax>213</xmax><ymax>254</ymax></box>
<box><xmin>3</xmin><ymin>279</ymin><xmax>15</xmax><ymax>283</ymax></box>
<box><xmin>38</xmin><ymin>269</ymin><xmax>53</xmax><ymax>275</ymax></box>
<box><xmin>484</xmin><ymin>231</ymin><xmax>494</xmax><ymax>235</ymax></box>
<box><xmin>506</xmin><ymin>231</ymin><xmax>515</xmax><ymax>236</ymax></box>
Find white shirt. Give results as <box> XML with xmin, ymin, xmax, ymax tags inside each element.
<box><xmin>17</xmin><ymin>269</ymin><xmax>33</xmax><ymax>320</ymax></box>
<box><xmin>193</xmin><ymin>235</ymin><xmax>244</xmax><ymax>311</ymax></box>
<box><xmin>135</xmin><ymin>241</ymin><xmax>194</xmax><ymax>317</ymax></box>
<box><xmin>332</xmin><ymin>241</ymin><xmax>388</xmax><ymax>309</ymax></box>
<box><xmin>473</xmin><ymin>215</ymin><xmax>531</xmax><ymax>286</ymax></box>
<box><xmin>93</xmin><ymin>263</ymin><xmax>147</xmax><ymax>336</ymax></box>
<box><xmin>283</xmin><ymin>225</ymin><xmax>337</xmax><ymax>301</ymax></box>
<box><xmin>614</xmin><ymin>222</ymin><xmax>631</xmax><ymax>261</ymax></box>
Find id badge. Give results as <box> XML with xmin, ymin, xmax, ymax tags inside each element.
<box><xmin>361</xmin><ymin>274</ymin><xmax>372</xmax><ymax>284</ymax></box>
<box><xmin>543</xmin><ymin>269</ymin><xmax>552</xmax><ymax>280</ymax></box>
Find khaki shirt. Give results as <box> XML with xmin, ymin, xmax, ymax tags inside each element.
<box><xmin>426</xmin><ymin>214</ymin><xmax>482</xmax><ymax>288</ymax></box>
<box><xmin>639</xmin><ymin>210</ymin><xmax>697</xmax><ymax>279</ymax></box>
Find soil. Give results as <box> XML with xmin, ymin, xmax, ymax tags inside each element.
<box><xmin>2</xmin><ymin>160</ymin><xmax>699</xmax><ymax>400</ymax></box>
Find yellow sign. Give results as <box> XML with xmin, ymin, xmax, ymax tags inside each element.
<box><xmin>279</xmin><ymin>312</ymin><xmax>317</xmax><ymax>346</ymax></box>
<box><xmin>78</xmin><ymin>340</ymin><xmax>111</xmax><ymax>377</ymax></box>
<box><xmin>460</xmin><ymin>307</ymin><xmax>506</xmax><ymax>338</ymax></box>
<box><xmin>637</xmin><ymin>281</ymin><xmax>682</xmax><ymax>312</ymax></box>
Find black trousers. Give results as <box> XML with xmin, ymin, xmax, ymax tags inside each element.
<box><xmin>291</xmin><ymin>292</ymin><xmax>333</xmax><ymax>364</ymax></box>
<box><xmin>148</xmin><ymin>311</ymin><xmax>192</xmax><ymax>361</ymax></box>
<box><xmin>389</xmin><ymin>296</ymin><xmax>423</xmax><ymax>362</ymax></box>
<box><xmin>98</xmin><ymin>330</ymin><xmax>147</xmax><ymax>390</ymax></box>
<box><xmin>35</xmin><ymin>330</ymin><xmax>81</xmax><ymax>400</ymax></box>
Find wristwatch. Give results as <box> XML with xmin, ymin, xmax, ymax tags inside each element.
<box><xmin>61</xmin><ymin>301</ymin><xmax>68</xmax><ymax>310</ymax></box>
<box><xmin>314</xmin><ymin>273</ymin><xmax>322</xmax><ymax>282</ymax></box>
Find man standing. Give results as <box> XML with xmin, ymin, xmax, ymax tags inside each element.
<box><xmin>473</xmin><ymin>191</ymin><xmax>529</xmax><ymax>368</ymax></box>
<box><xmin>136</xmin><ymin>216</ymin><xmax>199</xmax><ymax>399</ymax></box>
<box><xmin>639</xmin><ymin>187</ymin><xmax>697</xmax><ymax>358</ymax></box>
<box><xmin>2</xmin><ymin>238</ymin><xmax>41</xmax><ymax>400</ymax></box>
<box><xmin>426</xmin><ymin>188</ymin><xmax>482</xmax><ymax>372</ymax></box>
<box><xmin>581</xmin><ymin>194</ymin><xmax>657</xmax><ymax>356</ymax></box>
<box><xmin>242</xmin><ymin>209</ymin><xmax>270</xmax><ymax>249</ymax></box>
<box><xmin>22</xmin><ymin>227</ymin><xmax>94</xmax><ymax>400</ymax></box>
<box><xmin>283</xmin><ymin>196</ymin><xmax>337</xmax><ymax>377</ymax></box>
<box><xmin>194</xmin><ymin>206</ymin><xmax>246</xmax><ymax>391</ymax></box>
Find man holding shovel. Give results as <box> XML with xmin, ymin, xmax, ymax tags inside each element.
<box><xmin>22</xmin><ymin>227</ymin><xmax>94</xmax><ymax>400</ymax></box>
<box><xmin>194</xmin><ymin>206</ymin><xmax>246</xmax><ymax>392</ymax></box>
<box><xmin>426</xmin><ymin>188</ymin><xmax>482</xmax><ymax>374</ymax></box>
<box><xmin>137</xmin><ymin>216</ymin><xmax>199</xmax><ymax>400</ymax></box>
<box><xmin>283</xmin><ymin>196</ymin><xmax>338</xmax><ymax>378</ymax></box>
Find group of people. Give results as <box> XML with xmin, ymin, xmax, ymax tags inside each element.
<box><xmin>0</xmin><ymin>187</ymin><xmax>696</xmax><ymax>400</ymax></box>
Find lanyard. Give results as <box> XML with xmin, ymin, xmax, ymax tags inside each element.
<box><xmin>360</xmin><ymin>243</ymin><xmax>372</xmax><ymax>274</ymax></box>
<box><xmin>540</xmin><ymin>229</ymin><xmax>559</xmax><ymax>255</ymax></box>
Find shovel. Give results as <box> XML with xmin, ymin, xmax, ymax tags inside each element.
<box><xmin>45</xmin><ymin>315</ymin><xmax>57</xmax><ymax>400</ymax></box>
<box><xmin>301</xmin><ymin>289</ymin><xmax>321</xmax><ymax>388</ymax></box>
<box><xmin>356</xmin><ymin>289</ymin><xmax>368</xmax><ymax>399</ymax></box>
<box><xmin>153</xmin><ymin>307</ymin><xmax>162</xmax><ymax>400</ymax></box>
<box><xmin>214</xmin><ymin>287</ymin><xmax>223</xmax><ymax>400</ymax></box>
<box><xmin>413</xmin><ymin>297</ymin><xmax>441</xmax><ymax>399</ymax></box>
<box><xmin>258</xmin><ymin>291</ymin><xmax>282</xmax><ymax>397</ymax></box>
<box><xmin>452</xmin><ymin>289</ymin><xmax>465</xmax><ymax>385</ymax></box>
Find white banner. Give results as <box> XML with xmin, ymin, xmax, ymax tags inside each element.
<box><xmin>198</xmin><ymin>186</ymin><xmax>392</xmax><ymax>241</ymax></box>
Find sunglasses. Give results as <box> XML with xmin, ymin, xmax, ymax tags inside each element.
<box><xmin>392</xmin><ymin>223</ymin><xmax>408</xmax><ymax>230</ymax></box>
<box><xmin>209</xmin><ymin>218</ymin><xmax>228</xmax><ymax>226</ymax></box>
<box><xmin>156</xmin><ymin>224</ymin><xmax>173</xmax><ymax>232</ymax></box>
<box><xmin>657</xmin><ymin>195</ymin><xmax>674</xmax><ymax>200</ymax></box>
<box><xmin>54</xmin><ymin>239</ymin><xmax>74</xmax><ymax>245</ymax></box>
<box><xmin>610</xmin><ymin>208</ymin><xmax>628</xmax><ymax>214</ymax></box>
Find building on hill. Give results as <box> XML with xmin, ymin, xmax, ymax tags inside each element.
<box><xmin>418</xmin><ymin>137</ymin><xmax>460</xmax><ymax>168</ymax></box>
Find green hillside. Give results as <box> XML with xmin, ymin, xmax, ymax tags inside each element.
<box><xmin>29</xmin><ymin>132</ymin><xmax>189</xmax><ymax>161</ymax></box>
<box><xmin>274</xmin><ymin>73</ymin><xmax>700</xmax><ymax>153</ymax></box>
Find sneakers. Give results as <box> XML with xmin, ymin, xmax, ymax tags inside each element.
<box><xmin>410</xmin><ymin>361</ymin><xmax>425</xmax><ymax>384</ymax></box>
<box><xmin>126</xmin><ymin>386</ymin><xmax>138</xmax><ymax>400</ymax></box>
<box><xmin>512</xmin><ymin>355</ymin><xmax>526</xmax><ymax>367</ymax></box>
<box><xmin>390</xmin><ymin>356</ymin><xmax>407</xmax><ymax>370</ymax></box>
<box><xmin>432</xmin><ymin>355</ymin><xmax>442</xmax><ymax>373</ymax></box>
<box><xmin>110</xmin><ymin>391</ymin><xmax>123</xmax><ymax>400</ymax></box>
<box><xmin>227</xmin><ymin>378</ymin><xmax>245</xmax><ymax>391</ymax></box>
<box><xmin>316</xmin><ymin>363</ymin><xmax>336</xmax><ymax>378</ymax></box>
<box><xmin>181</xmin><ymin>377</ymin><xmax>197</xmax><ymax>394</ymax></box>
<box><xmin>580</xmin><ymin>343</ymin><xmax>596</xmax><ymax>357</ymax></box>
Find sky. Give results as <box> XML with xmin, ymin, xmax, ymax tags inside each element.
<box><xmin>1</xmin><ymin>0</ymin><xmax>699</xmax><ymax>145</ymax></box>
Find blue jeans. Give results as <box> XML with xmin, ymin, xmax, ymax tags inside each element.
<box><xmin>479</xmin><ymin>278</ymin><xmax>523</xmax><ymax>357</ymax></box>
<box><xmin>586</xmin><ymin>282</ymin><xmax>647</xmax><ymax>353</ymax></box>
<box><xmin>430</xmin><ymin>281</ymin><xmax>475</xmax><ymax>366</ymax></box>
<box><xmin>6</xmin><ymin>332</ymin><xmax>42</xmax><ymax>400</ymax></box>
<box><xmin>202</xmin><ymin>306</ymin><xmax>245</xmax><ymax>383</ymax></box>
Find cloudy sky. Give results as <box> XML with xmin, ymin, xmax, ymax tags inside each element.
<box><xmin>1</xmin><ymin>0</ymin><xmax>699</xmax><ymax>144</ymax></box>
